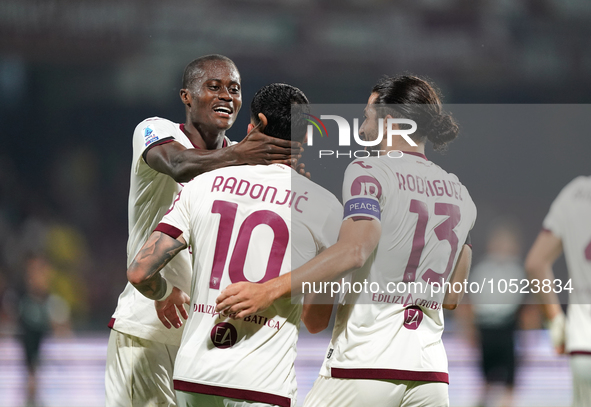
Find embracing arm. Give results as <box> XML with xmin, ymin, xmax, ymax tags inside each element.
<box><xmin>442</xmin><ymin>244</ymin><xmax>473</xmax><ymax>310</ymax></box>
<box><xmin>215</xmin><ymin>218</ymin><xmax>382</xmax><ymax>320</ymax></box>
<box><xmin>127</xmin><ymin>231</ymin><xmax>188</xmax><ymax>300</ymax></box>
<box><xmin>146</xmin><ymin>129</ymin><xmax>302</xmax><ymax>183</ymax></box>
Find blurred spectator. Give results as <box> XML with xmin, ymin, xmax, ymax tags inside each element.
<box><xmin>468</xmin><ymin>220</ymin><xmax>526</xmax><ymax>407</ymax></box>
<box><xmin>18</xmin><ymin>255</ymin><xmax>71</xmax><ymax>407</ymax></box>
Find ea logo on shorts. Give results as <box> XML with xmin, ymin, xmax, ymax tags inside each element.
<box><xmin>210</xmin><ymin>322</ymin><xmax>238</xmax><ymax>349</ymax></box>
<box><xmin>403</xmin><ymin>306</ymin><xmax>424</xmax><ymax>330</ymax></box>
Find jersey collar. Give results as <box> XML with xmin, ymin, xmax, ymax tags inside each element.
<box><xmin>402</xmin><ymin>151</ymin><xmax>428</xmax><ymax>160</ymax></box>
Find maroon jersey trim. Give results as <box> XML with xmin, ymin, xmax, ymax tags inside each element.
<box><xmin>154</xmin><ymin>223</ymin><xmax>183</xmax><ymax>239</ymax></box>
<box><xmin>402</xmin><ymin>151</ymin><xmax>428</xmax><ymax>160</ymax></box>
<box><xmin>108</xmin><ymin>318</ymin><xmax>115</xmax><ymax>329</ymax></box>
<box><xmin>331</xmin><ymin>367</ymin><xmax>449</xmax><ymax>384</ymax></box>
<box><xmin>142</xmin><ymin>137</ymin><xmax>176</xmax><ymax>162</ymax></box>
<box><xmin>174</xmin><ymin>380</ymin><xmax>290</xmax><ymax>407</ymax></box>
<box><xmin>570</xmin><ymin>351</ymin><xmax>591</xmax><ymax>356</ymax></box>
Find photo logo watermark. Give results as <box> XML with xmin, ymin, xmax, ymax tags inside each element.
<box><xmin>302</xmin><ymin>112</ymin><xmax>417</xmax><ymax>158</ymax></box>
<box><xmin>306</xmin><ymin>115</ymin><xmax>417</xmax><ymax>147</ymax></box>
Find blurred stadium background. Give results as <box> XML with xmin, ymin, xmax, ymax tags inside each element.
<box><xmin>1</xmin><ymin>0</ymin><xmax>590</xmax><ymax>406</ymax></box>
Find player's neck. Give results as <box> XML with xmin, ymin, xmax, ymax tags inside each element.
<box><xmin>183</xmin><ymin>121</ymin><xmax>226</xmax><ymax>150</ymax></box>
<box><xmin>382</xmin><ymin>138</ymin><xmax>425</xmax><ymax>156</ymax></box>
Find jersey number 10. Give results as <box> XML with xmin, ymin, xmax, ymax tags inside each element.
<box><xmin>209</xmin><ymin>200</ymin><xmax>289</xmax><ymax>290</ymax></box>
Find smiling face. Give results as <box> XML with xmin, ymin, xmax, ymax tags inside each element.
<box><xmin>181</xmin><ymin>59</ymin><xmax>242</xmax><ymax>133</ymax></box>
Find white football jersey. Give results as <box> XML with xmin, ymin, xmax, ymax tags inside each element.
<box><xmin>542</xmin><ymin>175</ymin><xmax>591</xmax><ymax>354</ymax></box>
<box><xmin>320</xmin><ymin>152</ymin><xmax>477</xmax><ymax>383</ymax></box>
<box><xmin>110</xmin><ymin>117</ymin><xmax>232</xmax><ymax>345</ymax></box>
<box><xmin>157</xmin><ymin>164</ymin><xmax>342</xmax><ymax>407</ymax></box>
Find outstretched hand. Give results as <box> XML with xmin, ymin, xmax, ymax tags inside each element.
<box><xmin>215</xmin><ymin>281</ymin><xmax>275</xmax><ymax>320</ymax></box>
<box><xmin>233</xmin><ymin>113</ymin><xmax>303</xmax><ymax>166</ymax></box>
<box><xmin>155</xmin><ymin>286</ymin><xmax>191</xmax><ymax>329</ymax></box>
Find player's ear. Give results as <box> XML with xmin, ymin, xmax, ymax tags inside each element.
<box><xmin>257</xmin><ymin>113</ymin><xmax>268</xmax><ymax>132</ymax></box>
<box><xmin>384</xmin><ymin>114</ymin><xmax>400</xmax><ymax>131</ymax></box>
<box><xmin>180</xmin><ymin>89</ymin><xmax>191</xmax><ymax>106</ymax></box>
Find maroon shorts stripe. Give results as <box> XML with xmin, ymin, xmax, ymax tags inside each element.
<box><xmin>154</xmin><ymin>223</ymin><xmax>183</xmax><ymax>239</ymax></box>
<box><xmin>108</xmin><ymin>318</ymin><xmax>115</xmax><ymax>329</ymax></box>
<box><xmin>331</xmin><ymin>368</ymin><xmax>449</xmax><ymax>384</ymax></box>
<box><xmin>570</xmin><ymin>351</ymin><xmax>591</xmax><ymax>356</ymax></box>
<box><xmin>173</xmin><ymin>380</ymin><xmax>290</xmax><ymax>407</ymax></box>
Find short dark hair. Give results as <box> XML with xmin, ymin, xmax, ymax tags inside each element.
<box><xmin>250</xmin><ymin>83</ymin><xmax>310</xmax><ymax>142</ymax></box>
<box><xmin>182</xmin><ymin>54</ymin><xmax>238</xmax><ymax>89</ymax></box>
<box><xmin>371</xmin><ymin>75</ymin><xmax>458</xmax><ymax>151</ymax></box>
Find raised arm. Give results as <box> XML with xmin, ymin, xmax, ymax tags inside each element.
<box><xmin>146</xmin><ymin>129</ymin><xmax>302</xmax><ymax>183</ymax></box>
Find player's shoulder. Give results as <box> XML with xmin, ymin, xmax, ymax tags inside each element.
<box><xmin>134</xmin><ymin>116</ymin><xmax>177</xmax><ymax>131</ymax></box>
<box><xmin>183</xmin><ymin>163</ymin><xmax>285</xmax><ymax>189</ymax></box>
<box><xmin>133</xmin><ymin>116</ymin><xmax>179</xmax><ymax>142</ymax></box>
<box><xmin>553</xmin><ymin>175</ymin><xmax>591</xmax><ymax>204</ymax></box>
<box><xmin>564</xmin><ymin>175</ymin><xmax>591</xmax><ymax>192</ymax></box>
<box><xmin>295</xmin><ymin>173</ymin><xmax>342</xmax><ymax>208</ymax></box>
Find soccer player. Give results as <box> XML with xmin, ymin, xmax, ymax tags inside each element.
<box><xmin>127</xmin><ymin>83</ymin><xmax>343</xmax><ymax>407</ymax></box>
<box><xmin>217</xmin><ymin>76</ymin><xmax>477</xmax><ymax>407</ymax></box>
<box><xmin>105</xmin><ymin>55</ymin><xmax>301</xmax><ymax>407</ymax></box>
<box><xmin>525</xmin><ymin>176</ymin><xmax>591</xmax><ymax>406</ymax></box>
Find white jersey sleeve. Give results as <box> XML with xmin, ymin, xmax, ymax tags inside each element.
<box><xmin>341</xmin><ymin>160</ymin><xmax>385</xmax><ymax>223</ymax></box>
<box><xmin>132</xmin><ymin>118</ymin><xmax>181</xmax><ymax>173</ymax></box>
<box><xmin>157</xmin><ymin>189</ymin><xmax>192</xmax><ymax>241</ymax></box>
<box><xmin>542</xmin><ymin>176</ymin><xmax>591</xmax><ymax>353</ymax></box>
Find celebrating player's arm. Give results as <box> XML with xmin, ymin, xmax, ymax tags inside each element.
<box><xmin>525</xmin><ymin>229</ymin><xmax>566</xmax><ymax>354</ymax></box>
<box><xmin>146</xmin><ymin>114</ymin><xmax>302</xmax><ymax>183</ymax></box>
<box><xmin>442</xmin><ymin>241</ymin><xmax>473</xmax><ymax>310</ymax></box>
<box><xmin>127</xmin><ymin>231</ymin><xmax>191</xmax><ymax>329</ymax></box>
<box><xmin>215</xmin><ymin>218</ymin><xmax>472</xmax><ymax>327</ymax></box>
<box><xmin>214</xmin><ymin>216</ymin><xmax>380</xmax><ymax>328</ymax></box>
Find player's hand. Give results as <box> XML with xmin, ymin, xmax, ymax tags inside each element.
<box><xmin>549</xmin><ymin>312</ymin><xmax>566</xmax><ymax>354</ymax></box>
<box><xmin>215</xmin><ymin>281</ymin><xmax>274</xmax><ymax>320</ymax></box>
<box><xmin>295</xmin><ymin>161</ymin><xmax>311</xmax><ymax>179</ymax></box>
<box><xmin>233</xmin><ymin>113</ymin><xmax>303</xmax><ymax>166</ymax></box>
<box><xmin>155</xmin><ymin>287</ymin><xmax>190</xmax><ymax>329</ymax></box>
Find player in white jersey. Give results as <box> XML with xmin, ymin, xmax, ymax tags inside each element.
<box><xmin>217</xmin><ymin>76</ymin><xmax>477</xmax><ymax>407</ymax></box>
<box><xmin>526</xmin><ymin>176</ymin><xmax>591</xmax><ymax>406</ymax></box>
<box><xmin>106</xmin><ymin>55</ymin><xmax>302</xmax><ymax>407</ymax></box>
<box><xmin>126</xmin><ymin>83</ymin><xmax>343</xmax><ymax>407</ymax></box>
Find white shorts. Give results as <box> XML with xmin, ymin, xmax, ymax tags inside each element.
<box><xmin>571</xmin><ymin>355</ymin><xmax>591</xmax><ymax>407</ymax></box>
<box><xmin>303</xmin><ymin>376</ymin><xmax>449</xmax><ymax>407</ymax></box>
<box><xmin>105</xmin><ymin>329</ymin><xmax>179</xmax><ymax>407</ymax></box>
<box><xmin>176</xmin><ymin>391</ymin><xmax>280</xmax><ymax>407</ymax></box>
